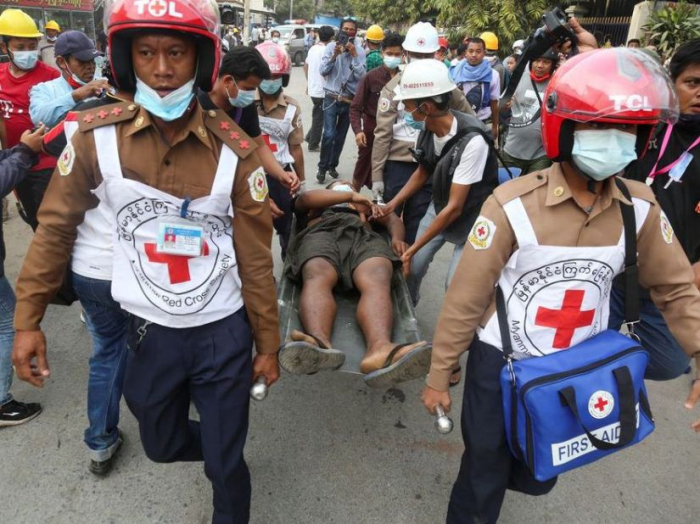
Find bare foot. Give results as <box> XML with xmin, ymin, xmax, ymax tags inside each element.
<box><xmin>360</xmin><ymin>340</ymin><xmax>428</xmax><ymax>374</ymax></box>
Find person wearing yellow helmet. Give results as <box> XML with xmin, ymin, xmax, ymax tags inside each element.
<box><xmin>365</xmin><ymin>24</ymin><xmax>385</xmax><ymax>71</ymax></box>
<box><xmin>479</xmin><ymin>30</ymin><xmax>508</xmax><ymax>96</ymax></box>
<box><xmin>0</xmin><ymin>9</ymin><xmax>60</xmax><ymax>229</ymax></box>
<box><xmin>38</xmin><ymin>20</ymin><xmax>61</xmax><ymax>70</ymax></box>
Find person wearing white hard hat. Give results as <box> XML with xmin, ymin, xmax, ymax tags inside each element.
<box><xmin>371</xmin><ymin>22</ymin><xmax>472</xmax><ymax>246</ymax></box>
<box><xmin>512</xmin><ymin>38</ymin><xmax>525</xmax><ymax>56</ymax></box>
<box><xmin>380</xmin><ymin>59</ymin><xmax>498</xmax><ymax>307</ymax></box>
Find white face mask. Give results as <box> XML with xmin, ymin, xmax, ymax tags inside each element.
<box><xmin>571</xmin><ymin>129</ymin><xmax>638</xmax><ymax>180</ymax></box>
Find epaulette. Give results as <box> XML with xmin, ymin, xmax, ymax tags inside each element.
<box><xmin>616</xmin><ymin>178</ymin><xmax>656</xmax><ymax>204</ymax></box>
<box><xmin>202</xmin><ymin>107</ymin><xmax>257</xmax><ymax>160</ymax></box>
<box><xmin>77</xmin><ymin>101</ymin><xmax>138</xmax><ymax>132</ymax></box>
<box><xmin>493</xmin><ymin>170</ymin><xmax>549</xmax><ymax>205</ymax></box>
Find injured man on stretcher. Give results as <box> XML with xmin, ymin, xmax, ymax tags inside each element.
<box><xmin>278</xmin><ymin>180</ymin><xmax>432</xmax><ymax>388</ymax></box>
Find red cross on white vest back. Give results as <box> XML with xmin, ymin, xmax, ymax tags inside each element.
<box><xmin>261</xmin><ymin>134</ymin><xmax>278</xmax><ymax>153</ymax></box>
<box><xmin>535</xmin><ymin>289</ymin><xmax>595</xmax><ymax>349</ymax></box>
<box><xmin>144</xmin><ymin>241</ymin><xmax>210</xmax><ymax>284</ymax></box>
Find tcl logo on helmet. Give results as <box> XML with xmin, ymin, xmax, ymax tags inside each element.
<box><xmin>609</xmin><ymin>94</ymin><xmax>653</xmax><ymax>112</ymax></box>
<box><xmin>133</xmin><ymin>0</ymin><xmax>184</xmax><ymax>18</ymax></box>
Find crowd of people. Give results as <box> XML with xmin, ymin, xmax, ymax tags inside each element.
<box><xmin>0</xmin><ymin>1</ymin><xmax>699</xmax><ymax>523</ymax></box>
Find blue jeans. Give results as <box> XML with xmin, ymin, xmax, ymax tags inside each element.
<box><xmin>608</xmin><ymin>285</ymin><xmax>690</xmax><ymax>381</ymax></box>
<box><xmin>407</xmin><ymin>203</ymin><xmax>465</xmax><ymax>306</ymax></box>
<box><xmin>73</xmin><ymin>273</ymin><xmax>128</xmax><ymax>461</ymax></box>
<box><xmin>318</xmin><ymin>96</ymin><xmax>351</xmax><ymax>172</ymax></box>
<box><xmin>0</xmin><ymin>276</ymin><xmax>16</xmax><ymax>407</ymax></box>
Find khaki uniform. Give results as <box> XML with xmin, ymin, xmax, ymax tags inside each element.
<box><xmin>428</xmin><ymin>164</ymin><xmax>700</xmax><ymax>392</ymax></box>
<box><xmin>256</xmin><ymin>92</ymin><xmax>303</xmax><ymax>147</ymax></box>
<box><xmin>370</xmin><ymin>74</ymin><xmax>473</xmax><ymax>184</ymax></box>
<box><xmin>14</xmin><ymin>101</ymin><xmax>280</xmax><ymax>354</ymax></box>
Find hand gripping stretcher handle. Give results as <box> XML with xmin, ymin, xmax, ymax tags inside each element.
<box><xmin>250</xmin><ymin>377</ymin><xmax>269</xmax><ymax>401</ymax></box>
<box><xmin>434</xmin><ymin>404</ymin><xmax>454</xmax><ymax>435</ymax></box>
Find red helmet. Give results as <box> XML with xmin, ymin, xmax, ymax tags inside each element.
<box><xmin>256</xmin><ymin>41</ymin><xmax>292</xmax><ymax>85</ymax></box>
<box><xmin>438</xmin><ymin>37</ymin><xmax>449</xmax><ymax>50</ymax></box>
<box><xmin>104</xmin><ymin>0</ymin><xmax>221</xmax><ymax>92</ymax></box>
<box><xmin>542</xmin><ymin>48</ymin><xmax>679</xmax><ymax>161</ymax></box>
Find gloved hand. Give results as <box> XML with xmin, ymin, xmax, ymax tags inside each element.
<box><xmin>372</xmin><ymin>181</ymin><xmax>385</xmax><ymax>202</ymax></box>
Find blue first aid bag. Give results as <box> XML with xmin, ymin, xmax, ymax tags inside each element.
<box><xmin>500</xmin><ymin>328</ymin><xmax>655</xmax><ymax>481</ymax></box>
<box><xmin>498</xmin><ymin>179</ymin><xmax>655</xmax><ymax>482</ymax></box>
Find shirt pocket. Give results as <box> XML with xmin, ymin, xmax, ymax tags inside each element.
<box><xmin>183</xmin><ymin>183</ymin><xmax>212</xmax><ymax>200</ymax></box>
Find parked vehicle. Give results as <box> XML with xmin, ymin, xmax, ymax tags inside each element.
<box><xmin>274</xmin><ymin>24</ymin><xmax>307</xmax><ymax>66</ymax></box>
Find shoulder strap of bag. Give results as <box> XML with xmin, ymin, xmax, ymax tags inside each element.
<box><xmin>497</xmin><ymin>177</ymin><xmax>639</xmax><ymax>360</ymax></box>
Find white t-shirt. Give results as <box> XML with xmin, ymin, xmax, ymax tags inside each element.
<box><xmin>461</xmin><ymin>69</ymin><xmax>500</xmax><ymax>121</ymax></box>
<box><xmin>305</xmin><ymin>43</ymin><xmax>326</xmax><ymax>98</ymax></box>
<box><xmin>433</xmin><ymin>117</ymin><xmax>489</xmax><ymax>186</ymax></box>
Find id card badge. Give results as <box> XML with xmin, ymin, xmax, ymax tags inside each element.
<box><xmin>664</xmin><ymin>151</ymin><xmax>694</xmax><ymax>189</ymax></box>
<box><xmin>156</xmin><ymin>218</ymin><xmax>204</xmax><ymax>257</ymax></box>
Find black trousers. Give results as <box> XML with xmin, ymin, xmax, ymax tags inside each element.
<box><xmin>305</xmin><ymin>96</ymin><xmax>324</xmax><ymax>149</ymax></box>
<box><xmin>447</xmin><ymin>339</ymin><xmax>557</xmax><ymax>524</ymax></box>
<box><xmin>15</xmin><ymin>167</ymin><xmax>53</xmax><ymax>230</ymax></box>
<box><xmin>123</xmin><ymin>309</ymin><xmax>253</xmax><ymax>524</ymax></box>
<box><xmin>383</xmin><ymin>160</ymin><xmax>431</xmax><ymax>245</ymax></box>
<box><xmin>267</xmin><ymin>170</ymin><xmax>293</xmax><ymax>260</ymax></box>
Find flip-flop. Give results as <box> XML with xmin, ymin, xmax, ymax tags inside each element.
<box><xmin>363</xmin><ymin>342</ymin><xmax>432</xmax><ymax>389</ymax></box>
<box><xmin>278</xmin><ymin>333</ymin><xmax>345</xmax><ymax>375</ymax></box>
<box><xmin>449</xmin><ymin>366</ymin><xmax>462</xmax><ymax>388</ymax></box>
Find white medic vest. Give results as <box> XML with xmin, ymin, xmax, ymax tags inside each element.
<box><xmin>60</xmin><ymin>114</ymin><xmax>115</xmax><ymax>280</ymax></box>
<box><xmin>92</xmin><ymin>125</ymin><xmax>244</xmax><ymax>328</ymax></box>
<box><xmin>258</xmin><ymin>103</ymin><xmax>296</xmax><ymax>165</ymax></box>
<box><xmin>478</xmin><ymin>195</ymin><xmax>650</xmax><ymax>359</ymax></box>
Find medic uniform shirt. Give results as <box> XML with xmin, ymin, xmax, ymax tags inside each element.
<box><xmin>427</xmin><ymin>164</ymin><xmax>700</xmax><ymax>392</ymax></box>
<box><xmin>626</xmin><ymin>120</ymin><xmax>700</xmax><ymax>263</ymax></box>
<box><xmin>0</xmin><ymin>61</ymin><xmax>60</xmax><ymax>171</ymax></box>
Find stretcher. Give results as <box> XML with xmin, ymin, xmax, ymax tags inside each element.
<box><xmin>276</xmin><ymin>217</ymin><xmax>427</xmax><ymax>375</ymax></box>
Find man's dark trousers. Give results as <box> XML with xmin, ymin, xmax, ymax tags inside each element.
<box><xmin>447</xmin><ymin>339</ymin><xmax>557</xmax><ymax>523</ymax></box>
<box><xmin>383</xmin><ymin>160</ymin><xmax>432</xmax><ymax>245</ymax></box>
<box><xmin>318</xmin><ymin>96</ymin><xmax>351</xmax><ymax>173</ymax></box>
<box><xmin>305</xmin><ymin>96</ymin><xmax>324</xmax><ymax>149</ymax></box>
<box><xmin>123</xmin><ymin>308</ymin><xmax>253</xmax><ymax>524</ymax></box>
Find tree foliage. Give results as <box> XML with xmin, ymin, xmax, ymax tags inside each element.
<box><xmin>644</xmin><ymin>0</ymin><xmax>700</xmax><ymax>57</ymax></box>
<box><xmin>350</xmin><ymin>0</ymin><xmax>432</xmax><ymax>27</ymax></box>
<box><xmin>266</xmin><ymin>0</ymin><xmax>316</xmax><ymax>23</ymax></box>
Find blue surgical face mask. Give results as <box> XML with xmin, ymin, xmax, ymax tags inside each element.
<box><xmin>10</xmin><ymin>50</ymin><xmax>39</xmax><ymax>71</ymax></box>
<box><xmin>272</xmin><ymin>37</ymin><xmax>280</xmax><ymax>44</ymax></box>
<box><xmin>571</xmin><ymin>129</ymin><xmax>638</xmax><ymax>180</ymax></box>
<box><xmin>403</xmin><ymin>107</ymin><xmax>425</xmax><ymax>131</ymax></box>
<box><xmin>383</xmin><ymin>56</ymin><xmax>402</xmax><ymax>69</ymax></box>
<box><xmin>134</xmin><ymin>76</ymin><xmax>195</xmax><ymax>122</ymax></box>
<box><xmin>227</xmin><ymin>80</ymin><xmax>256</xmax><ymax>108</ymax></box>
<box><xmin>260</xmin><ymin>78</ymin><xmax>283</xmax><ymax>95</ymax></box>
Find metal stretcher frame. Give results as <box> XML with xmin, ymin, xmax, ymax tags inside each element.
<box><xmin>276</xmin><ymin>216</ymin><xmax>426</xmax><ymax>375</ymax></box>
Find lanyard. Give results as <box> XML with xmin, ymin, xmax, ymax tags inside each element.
<box><xmin>645</xmin><ymin>124</ymin><xmax>700</xmax><ymax>185</ymax></box>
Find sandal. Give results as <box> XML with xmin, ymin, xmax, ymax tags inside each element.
<box><xmin>363</xmin><ymin>342</ymin><xmax>432</xmax><ymax>389</ymax></box>
<box><xmin>449</xmin><ymin>366</ymin><xmax>462</xmax><ymax>388</ymax></box>
<box><xmin>279</xmin><ymin>330</ymin><xmax>345</xmax><ymax>375</ymax></box>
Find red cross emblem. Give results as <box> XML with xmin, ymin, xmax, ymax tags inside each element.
<box><xmin>593</xmin><ymin>397</ymin><xmax>609</xmax><ymax>412</ymax></box>
<box><xmin>229</xmin><ymin>131</ymin><xmax>240</xmax><ymax>140</ymax></box>
<box><xmin>83</xmin><ymin>113</ymin><xmax>95</xmax><ymax>123</ymax></box>
<box><xmin>535</xmin><ymin>289</ymin><xmax>595</xmax><ymax>349</ymax></box>
<box><xmin>219</xmin><ymin>121</ymin><xmax>231</xmax><ymax>131</ymax></box>
<box><xmin>261</xmin><ymin>134</ymin><xmax>278</xmax><ymax>152</ymax></box>
<box><xmin>239</xmin><ymin>140</ymin><xmax>250</xmax><ymax>150</ymax></box>
<box><xmin>144</xmin><ymin>241</ymin><xmax>210</xmax><ymax>285</ymax></box>
<box><xmin>148</xmin><ymin>0</ymin><xmax>168</xmax><ymax>16</ymax></box>
<box><xmin>417</xmin><ymin>37</ymin><xmax>426</xmax><ymax>47</ymax></box>
<box><xmin>97</xmin><ymin>110</ymin><xmax>109</xmax><ymax>119</ymax></box>
<box><xmin>111</xmin><ymin>107</ymin><xmax>123</xmax><ymax>117</ymax></box>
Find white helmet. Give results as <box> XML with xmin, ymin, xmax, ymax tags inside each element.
<box><xmin>403</xmin><ymin>21</ymin><xmax>439</xmax><ymax>54</ymax></box>
<box><xmin>394</xmin><ymin>59</ymin><xmax>455</xmax><ymax>101</ymax></box>
<box><xmin>513</xmin><ymin>39</ymin><xmax>525</xmax><ymax>55</ymax></box>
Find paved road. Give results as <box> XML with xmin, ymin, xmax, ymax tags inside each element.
<box><xmin>1</xmin><ymin>66</ymin><xmax>699</xmax><ymax>524</ymax></box>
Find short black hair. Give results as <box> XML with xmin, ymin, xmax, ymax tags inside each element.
<box><xmin>271</xmin><ymin>29</ymin><xmax>280</xmax><ymax>37</ymax></box>
<box><xmin>468</xmin><ymin>37</ymin><xmax>486</xmax><ymax>50</ymax></box>
<box><xmin>627</xmin><ymin>39</ymin><xmax>641</xmax><ymax>46</ymax></box>
<box><xmin>219</xmin><ymin>47</ymin><xmax>271</xmax><ymax>81</ymax></box>
<box><xmin>341</xmin><ymin>17</ymin><xmax>358</xmax><ymax>31</ymax></box>
<box><xmin>669</xmin><ymin>38</ymin><xmax>700</xmax><ymax>81</ymax></box>
<box><xmin>318</xmin><ymin>26</ymin><xmax>334</xmax><ymax>43</ymax></box>
<box><xmin>457</xmin><ymin>43</ymin><xmax>467</xmax><ymax>55</ymax></box>
<box><xmin>382</xmin><ymin>33</ymin><xmax>404</xmax><ymax>50</ymax></box>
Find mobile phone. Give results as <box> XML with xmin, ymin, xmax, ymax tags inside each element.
<box><xmin>338</xmin><ymin>32</ymin><xmax>349</xmax><ymax>46</ymax></box>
